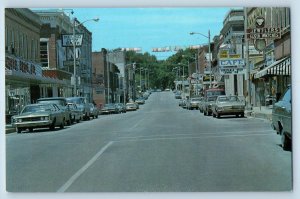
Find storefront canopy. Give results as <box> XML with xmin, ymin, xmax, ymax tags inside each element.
<box><xmin>254</xmin><ymin>57</ymin><xmax>291</xmax><ymax>79</ymax></box>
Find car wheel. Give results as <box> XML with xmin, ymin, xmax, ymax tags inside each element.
<box><xmin>60</xmin><ymin>118</ymin><xmax>65</xmax><ymax>129</ymax></box>
<box><xmin>212</xmin><ymin>113</ymin><xmax>216</xmax><ymax>117</ymax></box>
<box><xmin>17</xmin><ymin>128</ymin><xmax>22</xmax><ymax>133</ymax></box>
<box><xmin>28</xmin><ymin>127</ymin><xmax>33</xmax><ymax>132</ymax></box>
<box><xmin>217</xmin><ymin>113</ymin><xmax>221</xmax><ymax>118</ymax></box>
<box><xmin>67</xmin><ymin>115</ymin><xmax>72</xmax><ymax>125</ymax></box>
<box><xmin>49</xmin><ymin>119</ymin><xmax>56</xmax><ymax>130</ymax></box>
<box><xmin>281</xmin><ymin>132</ymin><xmax>291</xmax><ymax>151</ymax></box>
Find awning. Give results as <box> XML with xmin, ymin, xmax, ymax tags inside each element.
<box><xmin>254</xmin><ymin>57</ymin><xmax>291</xmax><ymax>79</ymax></box>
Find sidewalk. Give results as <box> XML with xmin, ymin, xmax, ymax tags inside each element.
<box><xmin>6</xmin><ymin>124</ymin><xmax>16</xmax><ymax>134</ymax></box>
<box><xmin>245</xmin><ymin>105</ymin><xmax>273</xmax><ymax>121</ymax></box>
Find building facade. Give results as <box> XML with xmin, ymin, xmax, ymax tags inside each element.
<box><xmin>247</xmin><ymin>7</ymin><xmax>291</xmax><ymax>106</ymax></box>
<box><xmin>92</xmin><ymin>51</ymin><xmax>106</xmax><ymax>108</ymax></box>
<box><xmin>34</xmin><ymin>9</ymin><xmax>74</xmax><ymax>98</ymax></box>
<box><xmin>34</xmin><ymin>9</ymin><xmax>94</xmax><ymax>102</ymax></box>
<box><xmin>219</xmin><ymin>9</ymin><xmax>245</xmax><ymax>96</ymax></box>
<box><xmin>5</xmin><ymin>8</ymin><xmax>68</xmax><ymax>123</ymax></box>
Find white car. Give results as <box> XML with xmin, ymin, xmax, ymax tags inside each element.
<box><xmin>12</xmin><ymin>103</ymin><xmax>65</xmax><ymax>133</ymax></box>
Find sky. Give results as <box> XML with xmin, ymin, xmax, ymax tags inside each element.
<box><xmin>68</xmin><ymin>8</ymin><xmax>232</xmax><ymax>60</ymax></box>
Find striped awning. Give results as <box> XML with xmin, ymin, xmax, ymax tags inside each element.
<box><xmin>254</xmin><ymin>57</ymin><xmax>291</xmax><ymax>79</ymax></box>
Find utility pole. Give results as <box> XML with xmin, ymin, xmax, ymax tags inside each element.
<box><xmin>244</xmin><ymin>8</ymin><xmax>251</xmax><ymax>109</ymax></box>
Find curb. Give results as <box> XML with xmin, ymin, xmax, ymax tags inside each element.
<box><xmin>245</xmin><ymin>111</ymin><xmax>272</xmax><ymax>121</ymax></box>
<box><xmin>5</xmin><ymin>125</ymin><xmax>16</xmax><ymax>134</ymax></box>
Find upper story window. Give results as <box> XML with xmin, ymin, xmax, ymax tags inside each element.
<box><xmin>40</xmin><ymin>40</ymin><xmax>49</xmax><ymax>67</ymax></box>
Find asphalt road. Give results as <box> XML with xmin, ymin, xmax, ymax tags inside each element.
<box><xmin>6</xmin><ymin>91</ymin><xmax>292</xmax><ymax>192</ymax></box>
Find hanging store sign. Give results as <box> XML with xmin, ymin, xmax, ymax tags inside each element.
<box><xmin>61</xmin><ymin>34</ymin><xmax>84</xmax><ymax>47</ymax></box>
<box><xmin>219</xmin><ymin>59</ymin><xmax>245</xmax><ymax>67</ymax></box>
<box><xmin>219</xmin><ymin>68</ymin><xmax>245</xmax><ymax>75</ymax></box>
<box><xmin>246</xmin><ymin>16</ymin><xmax>281</xmax><ymax>52</ymax></box>
<box><xmin>219</xmin><ymin>59</ymin><xmax>245</xmax><ymax>75</ymax></box>
<box><xmin>246</xmin><ymin>27</ymin><xmax>281</xmax><ymax>39</ymax></box>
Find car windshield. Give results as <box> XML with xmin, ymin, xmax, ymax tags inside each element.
<box><xmin>207</xmin><ymin>96</ymin><xmax>217</xmax><ymax>101</ymax></box>
<box><xmin>206</xmin><ymin>90</ymin><xmax>225</xmax><ymax>97</ymax></box>
<box><xmin>104</xmin><ymin>104</ymin><xmax>114</xmax><ymax>108</ymax></box>
<box><xmin>218</xmin><ymin>96</ymin><xmax>229</xmax><ymax>102</ymax></box>
<box><xmin>228</xmin><ymin>96</ymin><xmax>239</xmax><ymax>102</ymax></box>
<box><xmin>38</xmin><ymin>99</ymin><xmax>65</xmax><ymax>106</ymax></box>
<box><xmin>67</xmin><ymin>98</ymin><xmax>85</xmax><ymax>104</ymax></box>
<box><xmin>21</xmin><ymin>104</ymin><xmax>52</xmax><ymax>113</ymax></box>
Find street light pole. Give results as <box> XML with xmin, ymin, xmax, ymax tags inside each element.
<box><xmin>190</xmin><ymin>30</ymin><xmax>212</xmax><ymax>88</ymax></box>
<box><xmin>73</xmin><ymin>18</ymin><xmax>77</xmax><ymax>96</ymax></box>
<box><xmin>208</xmin><ymin>30</ymin><xmax>212</xmax><ymax>88</ymax></box>
<box><xmin>72</xmin><ymin>17</ymin><xmax>99</xmax><ymax>97</ymax></box>
<box><xmin>139</xmin><ymin>67</ymin><xmax>143</xmax><ymax>92</ymax></box>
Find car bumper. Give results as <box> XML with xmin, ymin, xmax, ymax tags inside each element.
<box><xmin>13</xmin><ymin>120</ymin><xmax>52</xmax><ymax>128</ymax></box>
<box><xmin>126</xmin><ymin>107</ymin><xmax>136</xmax><ymax>111</ymax></box>
<box><xmin>217</xmin><ymin>109</ymin><xmax>244</xmax><ymax>114</ymax></box>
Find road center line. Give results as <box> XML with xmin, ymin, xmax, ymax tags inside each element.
<box><xmin>57</xmin><ymin>141</ymin><xmax>114</xmax><ymax>192</ymax></box>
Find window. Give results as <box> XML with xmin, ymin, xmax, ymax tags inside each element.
<box><xmin>40</xmin><ymin>41</ymin><xmax>49</xmax><ymax>67</ymax></box>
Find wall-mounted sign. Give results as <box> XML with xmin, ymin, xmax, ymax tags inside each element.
<box><xmin>219</xmin><ymin>50</ymin><xmax>229</xmax><ymax>59</ymax></box>
<box><xmin>246</xmin><ymin>16</ymin><xmax>281</xmax><ymax>41</ymax></box>
<box><xmin>219</xmin><ymin>59</ymin><xmax>245</xmax><ymax>67</ymax></box>
<box><xmin>61</xmin><ymin>34</ymin><xmax>84</xmax><ymax>47</ymax></box>
<box><xmin>203</xmin><ymin>74</ymin><xmax>214</xmax><ymax>82</ymax></box>
<box><xmin>219</xmin><ymin>68</ymin><xmax>245</xmax><ymax>75</ymax></box>
<box><xmin>229</xmin><ymin>54</ymin><xmax>241</xmax><ymax>59</ymax></box>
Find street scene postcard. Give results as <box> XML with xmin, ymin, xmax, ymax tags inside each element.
<box><xmin>4</xmin><ymin>7</ymin><xmax>292</xmax><ymax>193</ymax></box>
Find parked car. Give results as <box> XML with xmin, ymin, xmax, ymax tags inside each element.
<box><xmin>211</xmin><ymin>95</ymin><xmax>245</xmax><ymax>118</ymax></box>
<box><xmin>136</xmin><ymin>97</ymin><xmax>145</xmax><ymax>104</ymax></box>
<box><xmin>66</xmin><ymin>97</ymin><xmax>91</xmax><ymax>120</ymax></box>
<box><xmin>37</xmin><ymin>97</ymin><xmax>72</xmax><ymax>125</ymax></box>
<box><xmin>178</xmin><ymin>99</ymin><xmax>186</xmax><ymax>107</ymax></box>
<box><xmin>12</xmin><ymin>103</ymin><xmax>65</xmax><ymax>133</ymax></box>
<box><xmin>88</xmin><ymin>103</ymin><xmax>99</xmax><ymax>119</ymax></box>
<box><xmin>126</xmin><ymin>102</ymin><xmax>138</xmax><ymax>111</ymax></box>
<box><xmin>116</xmin><ymin>103</ymin><xmax>127</xmax><ymax>113</ymax></box>
<box><xmin>203</xmin><ymin>96</ymin><xmax>217</xmax><ymax>116</ymax></box>
<box><xmin>272</xmin><ymin>86</ymin><xmax>292</xmax><ymax>150</ymax></box>
<box><xmin>186</xmin><ymin>97</ymin><xmax>202</xmax><ymax>110</ymax></box>
<box><xmin>265</xmin><ymin>95</ymin><xmax>277</xmax><ymax>106</ymax></box>
<box><xmin>101</xmin><ymin>103</ymin><xmax>118</xmax><ymax>114</ymax></box>
<box><xmin>175</xmin><ymin>92</ymin><xmax>182</xmax><ymax>99</ymax></box>
<box><xmin>67</xmin><ymin>103</ymin><xmax>82</xmax><ymax>123</ymax></box>
<box><xmin>198</xmin><ymin>97</ymin><xmax>205</xmax><ymax>113</ymax></box>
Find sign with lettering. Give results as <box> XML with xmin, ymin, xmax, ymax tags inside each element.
<box><xmin>219</xmin><ymin>68</ymin><xmax>245</xmax><ymax>75</ymax></box>
<box><xmin>62</xmin><ymin>34</ymin><xmax>84</xmax><ymax>47</ymax></box>
<box><xmin>219</xmin><ymin>59</ymin><xmax>245</xmax><ymax>67</ymax></box>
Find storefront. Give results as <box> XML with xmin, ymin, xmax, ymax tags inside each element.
<box><xmin>253</xmin><ymin>56</ymin><xmax>291</xmax><ymax>106</ymax></box>
<box><xmin>5</xmin><ymin>55</ymin><xmax>72</xmax><ymax>123</ymax></box>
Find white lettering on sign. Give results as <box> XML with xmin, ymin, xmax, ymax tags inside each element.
<box><xmin>219</xmin><ymin>68</ymin><xmax>245</xmax><ymax>75</ymax></box>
